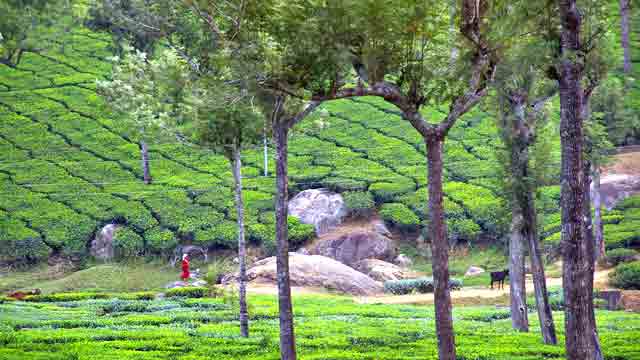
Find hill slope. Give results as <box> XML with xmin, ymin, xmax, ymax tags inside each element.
<box><xmin>1</xmin><ymin>5</ymin><xmax>639</xmax><ymax>264</ymax></box>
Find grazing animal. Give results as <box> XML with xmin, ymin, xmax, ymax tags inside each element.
<box><xmin>7</xmin><ymin>288</ymin><xmax>41</xmax><ymax>300</ymax></box>
<box><xmin>490</xmin><ymin>269</ymin><xmax>509</xmax><ymax>290</ymax></box>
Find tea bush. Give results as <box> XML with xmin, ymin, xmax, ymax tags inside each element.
<box><xmin>606</xmin><ymin>248</ymin><xmax>638</xmax><ymax>266</ymax></box>
<box><xmin>380</xmin><ymin>203</ymin><xmax>420</xmax><ymax>231</ymax></box>
<box><xmin>343</xmin><ymin>191</ymin><xmax>375</xmax><ymax>218</ymax></box>
<box><xmin>384</xmin><ymin>277</ymin><xmax>463</xmax><ymax>295</ymax></box>
<box><xmin>609</xmin><ymin>261</ymin><xmax>640</xmax><ymax>290</ymax></box>
<box><xmin>164</xmin><ymin>287</ymin><xmax>208</xmax><ymax>298</ymax></box>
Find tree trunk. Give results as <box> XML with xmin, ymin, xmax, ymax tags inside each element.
<box><xmin>509</xmin><ymin>195</ymin><xmax>529</xmax><ymax>332</ymax></box>
<box><xmin>425</xmin><ymin>136</ymin><xmax>456</xmax><ymax>360</ymax></box>
<box><xmin>508</xmin><ymin>98</ymin><xmax>555</xmax><ymax>342</ymax></box>
<box><xmin>140</xmin><ymin>140</ymin><xmax>152</xmax><ymax>185</ymax></box>
<box><xmin>558</xmin><ymin>2</ymin><xmax>600</xmax><ymax>358</ymax></box>
<box><xmin>274</xmin><ymin>123</ymin><xmax>297</xmax><ymax>360</ymax></box>
<box><xmin>620</xmin><ymin>0</ymin><xmax>632</xmax><ymax>74</ymax></box>
<box><xmin>592</xmin><ymin>168</ymin><xmax>605</xmax><ymax>260</ymax></box>
<box><xmin>264</xmin><ymin>129</ymin><xmax>269</xmax><ymax>177</ymax></box>
<box><xmin>231</xmin><ymin>143</ymin><xmax>249</xmax><ymax>338</ymax></box>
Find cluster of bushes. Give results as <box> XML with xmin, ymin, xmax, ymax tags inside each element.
<box><xmin>24</xmin><ymin>291</ymin><xmax>155</xmax><ymax>302</ymax></box>
<box><xmin>605</xmin><ymin>248</ymin><xmax>638</xmax><ymax>266</ymax></box>
<box><xmin>383</xmin><ymin>277</ymin><xmax>463</xmax><ymax>295</ymax></box>
<box><xmin>164</xmin><ymin>287</ymin><xmax>208</xmax><ymax>298</ymax></box>
<box><xmin>609</xmin><ymin>261</ymin><xmax>640</xmax><ymax>290</ymax></box>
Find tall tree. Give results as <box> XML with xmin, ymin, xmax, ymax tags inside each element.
<box><xmin>619</xmin><ymin>0</ymin><xmax>632</xmax><ymax>74</ymax></box>
<box><xmin>0</xmin><ymin>0</ymin><xmax>70</xmax><ymax>67</ymax></box>
<box><xmin>97</xmin><ymin>46</ymin><xmax>188</xmax><ymax>184</ymax></box>
<box><xmin>554</xmin><ymin>0</ymin><xmax>610</xmax><ymax>358</ymax></box>
<box><xmin>494</xmin><ymin>56</ymin><xmax>558</xmax><ymax>342</ymax></box>
<box><xmin>189</xmin><ymin>79</ymin><xmax>265</xmax><ymax>338</ymax></box>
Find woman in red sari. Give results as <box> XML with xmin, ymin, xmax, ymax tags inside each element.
<box><xmin>181</xmin><ymin>254</ymin><xmax>190</xmax><ymax>281</ymax></box>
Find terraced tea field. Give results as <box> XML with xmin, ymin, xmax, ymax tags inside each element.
<box><xmin>1</xmin><ymin>294</ymin><xmax>639</xmax><ymax>360</ymax></box>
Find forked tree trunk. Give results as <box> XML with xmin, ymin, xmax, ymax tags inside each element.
<box><xmin>620</xmin><ymin>0</ymin><xmax>632</xmax><ymax>74</ymax></box>
<box><xmin>558</xmin><ymin>2</ymin><xmax>600</xmax><ymax>358</ymax></box>
<box><xmin>509</xmin><ymin>195</ymin><xmax>529</xmax><ymax>332</ymax></box>
<box><xmin>140</xmin><ymin>140</ymin><xmax>152</xmax><ymax>184</ymax></box>
<box><xmin>592</xmin><ymin>168</ymin><xmax>605</xmax><ymax>260</ymax></box>
<box><xmin>231</xmin><ymin>143</ymin><xmax>249</xmax><ymax>338</ymax></box>
<box><xmin>425</xmin><ymin>136</ymin><xmax>456</xmax><ymax>360</ymax></box>
<box><xmin>274</xmin><ymin>123</ymin><xmax>296</xmax><ymax>360</ymax></box>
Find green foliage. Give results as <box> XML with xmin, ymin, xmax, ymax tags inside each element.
<box><xmin>369</xmin><ymin>181</ymin><xmax>414</xmax><ymax>203</ymax></box>
<box><xmin>112</xmin><ymin>227</ymin><xmax>144</xmax><ymax>258</ymax></box>
<box><xmin>609</xmin><ymin>261</ymin><xmax>640</xmax><ymax>290</ymax></box>
<box><xmin>380</xmin><ymin>203</ymin><xmax>420</xmax><ymax>230</ymax></box>
<box><xmin>605</xmin><ymin>248</ymin><xmax>638</xmax><ymax>267</ymax></box>
<box><xmin>145</xmin><ymin>228</ymin><xmax>178</xmax><ymax>254</ymax></box>
<box><xmin>343</xmin><ymin>191</ymin><xmax>375</xmax><ymax>218</ymax></box>
<box><xmin>287</xmin><ymin>216</ymin><xmax>315</xmax><ymax>248</ymax></box>
<box><xmin>165</xmin><ymin>286</ymin><xmax>208</xmax><ymax>298</ymax></box>
<box><xmin>384</xmin><ymin>277</ymin><xmax>463</xmax><ymax>295</ymax></box>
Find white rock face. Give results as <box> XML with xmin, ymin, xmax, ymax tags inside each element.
<box><xmin>223</xmin><ymin>253</ymin><xmax>383</xmax><ymax>295</ymax></box>
<box><xmin>353</xmin><ymin>259</ymin><xmax>408</xmax><ymax>282</ymax></box>
<box><xmin>90</xmin><ymin>224</ymin><xmax>120</xmax><ymax>260</ymax></box>
<box><xmin>394</xmin><ymin>254</ymin><xmax>413</xmax><ymax>269</ymax></box>
<box><xmin>594</xmin><ymin>173</ymin><xmax>640</xmax><ymax>209</ymax></box>
<box><xmin>288</xmin><ymin>189</ymin><xmax>348</xmax><ymax>235</ymax></box>
<box><xmin>465</xmin><ymin>266</ymin><xmax>485</xmax><ymax>277</ymax></box>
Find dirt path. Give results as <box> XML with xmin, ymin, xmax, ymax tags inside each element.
<box><xmin>355</xmin><ymin>268</ymin><xmax>613</xmax><ymax>306</ymax></box>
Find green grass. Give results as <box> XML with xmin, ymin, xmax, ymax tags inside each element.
<box><xmin>0</xmin><ymin>260</ymin><xmax>180</xmax><ymax>294</ymax></box>
<box><xmin>0</xmin><ymin>294</ymin><xmax>639</xmax><ymax>360</ymax></box>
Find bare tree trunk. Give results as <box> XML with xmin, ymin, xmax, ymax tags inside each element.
<box><xmin>231</xmin><ymin>143</ymin><xmax>249</xmax><ymax>338</ymax></box>
<box><xmin>558</xmin><ymin>2</ymin><xmax>600</xmax><ymax>358</ymax></box>
<box><xmin>592</xmin><ymin>168</ymin><xmax>605</xmax><ymax>260</ymax></box>
<box><xmin>263</xmin><ymin>128</ymin><xmax>269</xmax><ymax>177</ymax></box>
<box><xmin>274</xmin><ymin>122</ymin><xmax>296</xmax><ymax>360</ymax></box>
<box><xmin>620</xmin><ymin>0</ymin><xmax>632</xmax><ymax>74</ymax></box>
<box><xmin>140</xmin><ymin>140</ymin><xmax>152</xmax><ymax>185</ymax></box>
<box><xmin>425</xmin><ymin>136</ymin><xmax>456</xmax><ymax>360</ymax></box>
<box><xmin>509</xmin><ymin>197</ymin><xmax>529</xmax><ymax>332</ymax></box>
<box><xmin>449</xmin><ymin>0</ymin><xmax>458</xmax><ymax>66</ymax></box>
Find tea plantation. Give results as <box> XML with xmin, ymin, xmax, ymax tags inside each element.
<box><xmin>1</xmin><ymin>294</ymin><xmax>639</xmax><ymax>360</ymax></box>
<box><xmin>0</xmin><ymin>2</ymin><xmax>639</xmax><ymax>264</ymax></box>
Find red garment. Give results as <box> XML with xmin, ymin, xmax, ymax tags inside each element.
<box><xmin>181</xmin><ymin>258</ymin><xmax>190</xmax><ymax>280</ymax></box>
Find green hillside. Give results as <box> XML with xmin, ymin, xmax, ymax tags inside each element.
<box><xmin>0</xmin><ymin>3</ymin><xmax>638</xmax><ymax>264</ymax></box>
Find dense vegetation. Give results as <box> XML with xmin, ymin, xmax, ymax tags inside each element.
<box><xmin>1</xmin><ymin>294</ymin><xmax>639</xmax><ymax>360</ymax></box>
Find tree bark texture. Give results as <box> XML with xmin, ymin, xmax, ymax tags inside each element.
<box><xmin>509</xmin><ymin>197</ymin><xmax>529</xmax><ymax>332</ymax></box>
<box><xmin>425</xmin><ymin>136</ymin><xmax>456</xmax><ymax>360</ymax></box>
<box><xmin>592</xmin><ymin>168</ymin><xmax>605</xmax><ymax>260</ymax></box>
<box><xmin>558</xmin><ymin>2</ymin><xmax>601</xmax><ymax>358</ymax></box>
<box><xmin>620</xmin><ymin>0</ymin><xmax>632</xmax><ymax>74</ymax></box>
<box><xmin>140</xmin><ymin>140</ymin><xmax>152</xmax><ymax>185</ymax></box>
<box><xmin>231</xmin><ymin>144</ymin><xmax>249</xmax><ymax>338</ymax></box>
<box><xmin>273</xmin><ymin>122</ymin><xmax>296</xmax><ymax>360</ymax></box>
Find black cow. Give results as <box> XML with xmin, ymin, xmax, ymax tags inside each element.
<box><xmin>490</xmin><ymin>269</ymin><xmax>509</xmax><ymax>289</ymax></box>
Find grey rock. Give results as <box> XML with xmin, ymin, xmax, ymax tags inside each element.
<box><xmin>464</xmin><ymin>266</ymin><xmax>485</xmax><ymax>277</ymax></box>
<box><xmin>394</xmin><ymin>254</ymin><xmax>413</xmax><ymax>268</ymax></box>
<box><xmin>90</xmin><ymin>224</ymin><xmax>120</xmax><ymax>260</ymax></box>
<box><xmin>353</xmin><ymin>259</ymin><xmax>408</xmax><ymax>282</ymax></box>
<box><xmin>310</xmin><ymin>231</ymin><xmax>396</xmax><ymax>267</ymax></box>
<box><xmin>224</xmin><ymin>253</ymin><xmax>383</xmax><ymax>296</ymax></box>
<box><xmin>372</xmin><ymin>220</ymin><xmax>391</xmax><ymax>237</ymax></box>
<box><xmin>288</xmin><ymin>189</ymin><xmax>347</xmax><ymax>235</ymax></box>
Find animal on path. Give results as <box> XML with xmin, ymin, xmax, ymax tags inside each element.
<box><xmin>490</xmin><ymin>269</ymin><xmax>509</xmax><ymax>289</ymax></box>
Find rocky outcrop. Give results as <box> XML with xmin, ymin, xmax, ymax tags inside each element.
<box><xmin>353</xmin><ymin>259</ymin><xmax>407</xmax><ymax>282</ymax></box>
<box><xmin>223</xmin><ymin>253</ymin><xmax>383</xmax><ymax>295</ymax></box>
<box><xmin>90</xmin><ymin>224</ymin><xmax>119</xmax><ymax>260</ymax></box>
<box><xmin>394</xmin><ymin>254</ymin><xmax>413</xmax><ymax>268</ymax></box>
<box><xmin>465</xmin><ymin>266</ymin><xmax>485</xmax><ymax>277</ymax></box>
<box><xmin>310</xmin><ymin>231</ymin><xmax>396</xmax><ymax>267</ymax></box>
<box><xmin>594</xmin><ymin>173</ymin><xmax>640</xmax><ymax>209</ymax></box>
<box><xmin>288</xmin><ymin>189</ymin><xmax>347</xmax><ymax>235</ymax></box>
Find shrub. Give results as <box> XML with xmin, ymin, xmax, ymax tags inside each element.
<box><xmin>288</xmin><ymin>216</ymin><xmax>315</xmax><ymax>247</ymax></box>
<box><xmin>112</xmin><ymin>227</ymin><xmax>144</xmax><ymax>258</ymax></box>
<box><xmin>384</xmin><ymin>277</ymin><xmax>462</xmax><ymax>295</ymax></box>
<box><xmin>204</xmin><ymin>258</ymin><xmax>233</xmax><ymax>285</ymax></box>
<box><xmin>605</xmin><ymin>248</ymin><xmax>638</xmax><ymax>266</ymax></box>
<box><xmin>605</xmin><ymin>231</ymin><xmax>640</xmax><ymax>250</ymax></box>
<box><xmin>369</xmin><ymin>181</ymin><xmax>414</xmax><ymax>203</ymax></box>
<box><xmin>615</xmin><ymin>195</ymin><xmax>640</xmax><ymax>210</ymax></box>
<box><xmin>609</xmin><ymin>261</ymin><xmax>640</xmax><ymax>290</ymax></box>
<box><xmin>380</xmin><ymin>203</ymin><xmax>420</xmax><ymax>231</ymax></box>
<box><xmin>25</xmin><ymin>292</ymin><xmax>111</xmax><ymax>302</ymax></box>
<box><xmin>343</xmin><ymin>191</ymin><xmax>375</xmax><ymax>218</ymax></box>
<box><xmin>146</xmin><ymin>228</ymin><xmax>178</xmax><ymax>254</ymax></box>
<box><xmin>165</xmin><ymin>287</ymin><xmax>208</xmax><ymax>298</ymax></box>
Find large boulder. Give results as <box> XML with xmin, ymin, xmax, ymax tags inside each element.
<box><xmin>465</xmin><ymin>266</ymin><xmax>485</xmax><ymax>277</ymax></box>
<box><xmin>90</xmin><ymin>224</ymin><xmax>119</xmax><ymax>260</ymax></box>
<box><xmin>310</xmin><ymin>231</ymin><xmax>396</xmax><ymax>267</ymax></box>
<box><xmin>353</xmin><ymin>259</ymin><xmax>407</xmax><ymax>282</ymax></box>
<box><xmin>288</xmin><ymin>189</ymin><xmax>347</xmax><ymax>235</ymax></box>
<box><xmin>594</xmin><ymin>173</ymin><xmax>640</xmax><ymax>209</ymax></box>
<box><xmin>224</xmin><ymin>253</ymin><xmax>383</xmax><ymax>295</ymax></box>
